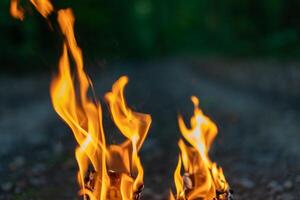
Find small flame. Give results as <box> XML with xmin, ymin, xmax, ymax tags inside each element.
<box><xmin>105</xmin><ymin>76</ymin><xmax>151</xmax><ymax>192</ymax></box>
<box><xmin>10</xmin><ymin>0</ymin><xmax>53</xmax><ymax>20</ymax></box>
<box><xmin>170</xmin><ymin>96</ymin><xmax>229</xmax><ymax>200</ymax></box>
<box><xmin>10</xmin><ymin>0</ymin><xmax>24</xmax><ymax>20</ymax></box>
<box><xmin>30</xmin><ymin>0</ymin><xmax>53</xmax><ymax>17</ymax></box>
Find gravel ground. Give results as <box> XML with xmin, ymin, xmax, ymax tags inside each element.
<box><xmin>0</xmin><ymin>59</ymin><xmax>299</xmax><ymax>200</ymax></box>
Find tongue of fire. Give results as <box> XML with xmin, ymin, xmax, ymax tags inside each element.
<box><xmin>52</xmin><ymin>9</ymin><xmax>151</xmax><ymax>199</ymax></box>
<box><xmin>169</xmin><ymin>96</ymin><xmax>232</xmax><ymax>200</ymax></box>
<box><xmin>9</xmin><ymin>1</ymin><xmax>231</xmax><ymax>200</ymax></box>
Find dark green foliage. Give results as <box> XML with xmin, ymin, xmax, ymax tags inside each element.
<box><xmin>1</xmin><ymin>0</ymin><xmax>300</xmax><ymax>70</ymax></box>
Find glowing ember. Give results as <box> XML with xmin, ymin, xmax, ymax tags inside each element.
<box><xmin>170</xmin><ymin>96</ymin><xmax>232</xmax><ymax>200</ymax></box>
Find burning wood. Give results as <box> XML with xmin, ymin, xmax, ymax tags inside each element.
<box><xmin>179</xmin><ymin>173</ymin><xmax>233</xmax><ymax>200</ymax></box>
<box><xmin>170</xmin><ymin>96</ymin><xmax>233</xmax><ymax>200</ymax></box>
<box><xmin>84</xmin><ymin>170</ymin><xmax>144</xmax><ymax>200</ymax></box>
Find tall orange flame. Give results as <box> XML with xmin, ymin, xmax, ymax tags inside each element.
<box><xmin>9</xmin><ymin>1</ymin><xmax>151</xmax><ymax>199</ymax></box>
<box><xmin>51</xmin><ymin>8</ymin><xmax>151</xmax><ymax>200</ymax></box>
<box><xmin>170</xmin><ymin>96</ymin><xmax>229</xmax><ymax>200</ymax></box>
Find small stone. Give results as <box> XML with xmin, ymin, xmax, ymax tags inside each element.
<box><xmin>14</xmin><ymin>180</ymin><xmax>27</xmax><ymax>194</ymax></box>
<box><xmin>267</xmin><ymin>180</ymin><xmax>283</xmax><ymax>195</ymax></box>
<box><xmin>278</xmin><ymin>193</ymin><xmax>295</xmax><ymax>200</ymax></box>
<box><xmin>63</xmin><ymin>158</ymin><xmax>76</xmax><ymax>170</ymax></box>
<box><xmin>142</xmin><ymin>188</ymin><xmax>153</xmax><ymax>196</ymax></box>
<box><xmin>152</xmin><ymin>193</ymin><xmax>163</xmax><ymax>200</ymax></box>
<box><xmin>237</xmin><ymin>178</ymin><xmax>255</xmax><ymax>189</ymax></box>
<box><xmin>295</xmin><ymin>175</ymin><xmax>300</xmax><ymax>184</ymax></box>
<box><xmin>14</xmin><ymin>186</ymin><xmax>22</xmax><ymax>194</ymax></box>
<box><xmin>29</xmin><ymin>177</ymin><xmax>46</xmax><ymax>186</ymax></box>
<box><xmin>9</xmin><ymin>156</ymin><xmax>25</xmax><ymax>171</ymax></box>
<box><xmin>31</xmin><ymin>164</ymin><xmax>46</xmax><ymax>176</ymax></box>
<box><xmin>283</xmin><ymin>180</ymin><xmax>293</xmax><ymax>190</ymax></box>
<box><xmin>1</xmin><ymin>182</ymin><xmax>13</xmax><ymax>192</ymax></box>
<box><xmin>53</xmin><ymin>142</ymin><xmax>63</xmax><ymax>155</ymax></box>
<box><xmin>267</xmin><ymin>180</ymin><xmax>278</xmax><ymax>189</ymax></box>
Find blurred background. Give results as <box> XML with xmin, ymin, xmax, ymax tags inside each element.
<box><xmin>1</xmin><ymin>0</ymin><xmax>300</xmax><ymax>199</ymax></box>
<box><xmin>2</xmin><ymin>0</ymin><xmax>300</xmax><ymax>72</ymax></box>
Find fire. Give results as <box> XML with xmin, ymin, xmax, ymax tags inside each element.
<box><xmin>9</xmin><ymin>1</ymin><xmax>151</xmax><ymax>199</ymax></box>
<box><xmin>51</xmin><ymin>43</ymin><xmax>151</xmax><ymax>199</ymax></box>
<box><xmin>30</xmin><ymin>0</ymin><xmax>53</xmax><ymax>18</ymax></box>
<box><xmin>51</xmin><ymin>8</ymin><xmax>151</xmax><ymax>200</ymax></box>
<box><xmin>10</xmin><ymin>0</ymin><xmax>24</xmax><ymax>20</ymax></box>
<box><xmin>9</xmin><ymin>1</ymin><xmax>232</xmax><ymax>199</ymax></box>
<box><xmin>10</xmin><ymin>0</ymin><xmax>53</xmax><ymax>20</ymax></box>
<box><xmin>170</xmin><ymin>96</ymin><xmax>230</xmax><ymax>200</ymax></box>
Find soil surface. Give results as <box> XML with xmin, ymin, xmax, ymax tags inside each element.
<box><xmin>0</xmin><ymin>58</ymin><xmax>300</xmax><ymax>200</ymax></box>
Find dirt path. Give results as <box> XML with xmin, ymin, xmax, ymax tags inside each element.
<box><xmin>0</xmin><ymin>60</ymin><xmax>299</xmax><ymax>199</ymax></box>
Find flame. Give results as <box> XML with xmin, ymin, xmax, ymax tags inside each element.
<box><xmin>10</xmin><ymin>0</ymin><xmax>53</xmax><ymax>20</ymax></box>
<box><xmin>30</xmin><ymin>0</ymin><xmax>53</xmax><ymax>17</ymax></box>
<box><xmin>10</xmin><ymin>0</ymin><xmax>24</xmax><ymax>20</ymax></box>
<box><xmin>170</xmin><ymin>96</ymin><xmax>229</xmax><ymax>200</ymax></box>
<box><xmin>51</xmin><ymin>8</ymin><xmax>151</xmax><ymax>200</ymax></box>
<box><xmin>105</xmin><ymin>76</ymin><xmax>151</xmax><ymax>192</ymax></box>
